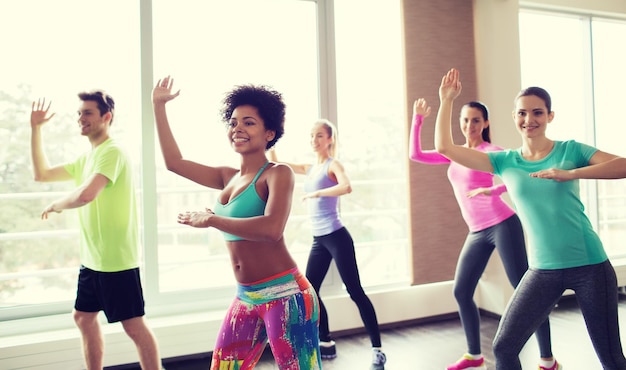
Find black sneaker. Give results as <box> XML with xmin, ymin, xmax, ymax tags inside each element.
<box><xmin>320</xmin><ymin>340</ymin><xmax>337</xmax><ymax>359</ymax></box>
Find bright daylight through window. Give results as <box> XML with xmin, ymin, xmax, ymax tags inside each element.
<box><xmin>0</xmin><ymin>0</ymin><xmax>408</xmax><ymax>323</ymax></box>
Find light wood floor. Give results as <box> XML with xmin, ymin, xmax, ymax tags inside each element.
<box><xmin>112</xmin><ymin>294</ymin><xmax>626</xmax><ymax>370</ymax></box>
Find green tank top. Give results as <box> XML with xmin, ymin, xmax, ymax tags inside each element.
<box><xmin>213</xmin><ymin>162</ymin><xmax>270</xmax><ymax>241</ymax></box>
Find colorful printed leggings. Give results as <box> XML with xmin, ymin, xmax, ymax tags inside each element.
<box><xmin>211</xmin><ymin>268</ymin><xmax>322</xmax><ymax>370</ymax></box>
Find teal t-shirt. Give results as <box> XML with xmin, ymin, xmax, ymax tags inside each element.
<box><xmin>64</xmin><ymin>138</ymin><xmax>139</xmax><ymax>272</ymax></box>
<box><xmin>487</xmin><ymin>140</ymin><xmax>607</xmax><ymax>269</ymax></box>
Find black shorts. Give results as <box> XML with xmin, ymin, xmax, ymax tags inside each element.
<box><xmin>74</xmin><ymin>266</ymin><xmax>146</xmax><ymax>323</ymax></box>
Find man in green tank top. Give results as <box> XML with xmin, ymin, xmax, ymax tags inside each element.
<box><xmin>30</xmin><ymin>91</ymin><xmax>162</xmax><ymax>370</ymax></box>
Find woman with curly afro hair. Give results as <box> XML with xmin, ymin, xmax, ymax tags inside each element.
<box><xmin>152</xmin><ymin>76</ymin><xmax>321</xmax><ymax>370</ymax></box>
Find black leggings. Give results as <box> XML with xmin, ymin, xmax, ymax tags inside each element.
<box><xmin>493</xmin><ymin>260</ymin><xmax>626</xmax><ymax>369</ymax></box>
<box><xmin>454</xmin><ymin>215</ymin><xmax>552</xmax><ymax>357</ymax></box>
<box><xmin>306</xmin><ymin>227</ymin><xmax>382</xmax><ymax>347</ymax></box>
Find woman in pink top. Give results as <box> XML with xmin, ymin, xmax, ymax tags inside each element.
<box><xmin>409</xmin><ymin>99</ymin><xmax>556</xmax><ymax>370</ymax></box>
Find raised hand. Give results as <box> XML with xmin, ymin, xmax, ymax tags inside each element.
<box><xmin>31</xmin><ymin>98</ymin><xmax>55</xmax><ymax>128</ymax></box>
<box><xmin>302</xmin><ymin>191</ymin><xmax>319</xmax><ymax>201</ymax></box>
<box><xmin>177</xmin><ymin>208</ymin><xmax>214</xmax><ymax>228</ymax></box>
<box><xmin>41</xmin><ymin>202</ymin><xmax>61</xmax><ymax>220</ymax></box>
<box><xmin>153</xmin><ymin>76</ymin><xmax>181</xmax><ymax>104</ymax></box>
<box><xmin>413</xmin><ymin>98</ymin><xmax>432</xmax><ymax>118</ymax></box>
<box><xmin>439</xmin><ymin>68</ymin><xmax>462</xmax><ymax>102</ymax></box>
<box><xmin>530</xmin><ymin>168</ymin><xmax>574</xmax><ymax>182</ymax></box>
<box><xmin>467</xmin><ymin>187</ymin><xmax>492</xmax><ymax>198</ymax></box>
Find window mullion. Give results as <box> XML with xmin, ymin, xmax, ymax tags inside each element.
<box><xmin>139</xmin><ymin>0</ymin><xmax>160</xmax><ymax>298</ymax></box>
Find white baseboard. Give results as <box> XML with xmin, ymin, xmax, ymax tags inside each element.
<box><xmin>0</xmin><ymin>282</ymin><xmax>457</xmax><ymax>370</ymax></box>
<box><xmin>5</xmin><ymin>260</ymin><xmax>625</xmax><ymax>370</ymax></box>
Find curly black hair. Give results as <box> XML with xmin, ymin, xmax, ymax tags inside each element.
<box><xmin>220</xmin><ymin>84</ymin><xmax>286</xmax><ymax>150</ymax></box>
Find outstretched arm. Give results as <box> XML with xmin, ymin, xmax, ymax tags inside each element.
<box><xmin>41</xmin><ymin>173</ymin><xmax>109</xmax><ymax>219</ymax></box>
<box><xmin>152</xmin><ymin>76</ymin><xmax>236</xmax><ymax>189</ymax></box>
<box><xmin>434</xmin><ymin>69</ymin><xmax>493</xmax><ymax>173</ymax></box>
<box><xmin>303</xmin><ymin>159</ymin><xmax>352</xmax><ymax>199</ymax></box>
<box><xmin>30</xmin><ymin>98</ymin><xmax>72</xmax><ymax>182</ymax></box>
<box><xmin>267</xmin><ymin>147</ymin><xmax>310</xmax><ymax>175</ymax></box>
<box><xmin>408</xmin><ymin>98</ymin><xmax>450</xmax><ymax>164</ymax></box>
<box><xmin>530</xmin><ymin>150</ymin><xmax>626</xmax><ymax>181</ymax></box>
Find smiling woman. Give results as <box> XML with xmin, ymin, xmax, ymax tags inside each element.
<box><xmin>519</xmin><ymin>9</ymin><xmax>626</xmax><ymax>259</ymax></box>
<box><xmin>152</xmin><ymin>76</ymin><xmax>322</xmax><ymax>370</ymax></box>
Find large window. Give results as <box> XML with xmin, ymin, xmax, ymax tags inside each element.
<box><xmin>150</xmin><ymin>0</ymin><xmax>407</xmax><ymax>300</ymax></box>
<box><xmin>519</xmin><ymin>9</ymin><xmax>626</xmax><ymax>258</ymax></box>
<box><xmin>150</xmin><ymin>0</ymin><xmax>320</xmax><ymax>302</ymax></box>
<box><xmin>0</xmin><ymin>0</ymin><xmax>408</xmax><ymax>323</ymax></box>
<box><xmin>0</xmin><ymin>0</ymin><xmax>141</xmax><ymax>317</ymax></box>
<box><xmin>333</xmin><ymin>0</ymin><xmax>408</xmax><ymax>287</ymax></box>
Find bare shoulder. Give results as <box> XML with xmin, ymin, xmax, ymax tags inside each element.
<box><xmin>269</xmin><ymin>162</ymin><xmax>295</xmax><ymax>174</ymax></box>
<box><xmin>265</xmin><ymin>163</ymin><xmax>295</xmax><ymax>195</ymax></box>
<box><xmin>217</xmin><ymin>166</ymin><xmax>240</xmax><ymax>187</ymax></box>
<box><xmin>329</xmin><ymin>158</ymin><xmax>347</xmax><ymax>172</ymax></box>
<box><xmin>265</xmin><ymin>162</ymin><xmax>295</xmax><ymax>183</ymax></box>
<box><xmin>220</xmin><ymin>165</ymin><xmax>240</xmax><ymax>178</ymax></box>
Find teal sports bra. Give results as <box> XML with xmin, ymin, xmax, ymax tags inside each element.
<box><xmin>213</xmin><ymin>162</ymin><xmax>270</xmax><ymax>241</ymax></box>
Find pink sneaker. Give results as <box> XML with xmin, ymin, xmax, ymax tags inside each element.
<box><xmin>539</xmin><ymin>360</ymin><xmax>562</xmax><ymax>370</ymax></box>
<box><xmin>446</xmin><ymin>354</ymin><xmax>486</xmax><ymax>370</ymax></box>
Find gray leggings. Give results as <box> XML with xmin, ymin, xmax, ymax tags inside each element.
<box><xmin>454</xmin><ymin>214</ymin><xmax>552</xmax><ymax>356</ymax></box>
<box><xmin>493</xmin><ymin>260</ymin><xmax>626</xmax><ymax>369</ymax></box>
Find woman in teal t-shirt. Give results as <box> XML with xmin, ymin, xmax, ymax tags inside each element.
<box><xmin>433</xmin><ymin>68</ymin><xmax>626</xmax><ymax>370</ymax></box>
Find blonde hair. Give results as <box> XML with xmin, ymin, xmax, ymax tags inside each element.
<box><xmin>314</xmin><ymin>119</ymin><xmax>338</xmax><ymax>158</ymax></box>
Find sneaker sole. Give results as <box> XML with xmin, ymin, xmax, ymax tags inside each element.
<box><xmin>445</xmin><ymin>366</ymin><xmax>486</xmax><ymax>370</ymax></box>
<box><xmin>321</xmin><ymin>354</ymin><xmax>337</xmax><ymax>359</ymax></box>
<box><xmin>540</xmin><ymin>364</ymin><xmax>563</xmax><ymax>370</ymax></box>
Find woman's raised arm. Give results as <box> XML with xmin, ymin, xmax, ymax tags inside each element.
<box><xmin>434</xmin><ymin>69</ymin><xmax>493</xmax><ymax>173</ymax></box>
